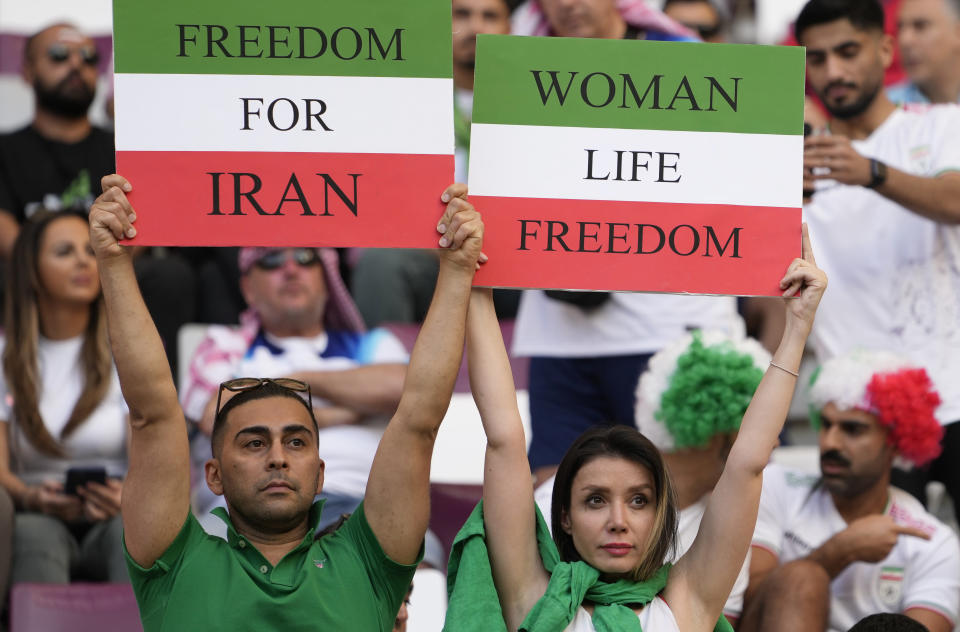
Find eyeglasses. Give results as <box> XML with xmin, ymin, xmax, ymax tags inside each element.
<box><xmin>46</xmin><ymin>43</ymin><xmax>100</xmax><ymax>67</ymax></box>
<box><xmin>253</xmin><ymin>248</ymin><xmax>320</xmax><ymax>271</ymax></box>
<box><xmin>215</xmin><ymin>377</ymin><xmax>312</xmax><ymax>419</ymax></box>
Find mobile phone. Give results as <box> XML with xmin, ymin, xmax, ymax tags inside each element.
<box><xmin>65</xmin><ymin>466</ymin><xmax>107</xmax><ymax>496</ymax></box>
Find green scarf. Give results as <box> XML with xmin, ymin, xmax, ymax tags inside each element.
<box><xmin>445</xmin><ymin>502</ymin><xmax>734</xmax><ymax>632</ymax></box>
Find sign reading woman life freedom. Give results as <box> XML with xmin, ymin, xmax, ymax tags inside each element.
<box><xmin>112</xmin><ymin>0</ymin><xmax>453</xmax><ymax>247</ymax></box>
<box><xmin>469</xmin><ymin>35</ymin><xmax>805</xmax><ymax>296</ymax></box>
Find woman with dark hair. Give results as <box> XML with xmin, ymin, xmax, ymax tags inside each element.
<box><xmin>446</xmin><ymin>226</ymin><xmax>826</xmax><ymax>631</ymax></box>
<box><xmin>0</xmin><ymin>210</ymin><xmax>128</xmax><ymax>584</ymax></box>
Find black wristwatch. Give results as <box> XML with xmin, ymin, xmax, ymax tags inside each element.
<box><xmin>867</xmin><ymin>159</ymin><xmax>888</xmax><ymax>189</ymax></box>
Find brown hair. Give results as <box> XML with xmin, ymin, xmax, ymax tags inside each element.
<box><xmin>551</xmin><ymin>425</ymin><xmax>678</xmax><ymax>582</ymax></box>
<box><xmin>3</xmin><ymin>211</ymin><xmax>111</xmax><ymax>458</ymax></box>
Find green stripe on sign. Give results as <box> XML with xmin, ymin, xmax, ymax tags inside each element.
<box><xmin>473</xmin><ymin>35</ymin><xmax>804</xmax><ymax>136</ymax></box>
<box><xmin>113</xmin><ymin>0</ymin><xmax>451</xmax><ymax>78</ymax></box>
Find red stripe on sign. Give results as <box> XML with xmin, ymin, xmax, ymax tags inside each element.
<box><xmin>471</xmin><ymin>196</ymin><xmax>800</xmax><ymax>297</ymax></box>
<box><xmin>115</xmin><ymin>151</ymin><xmax>454</xmax><ymax>247</ymax></box>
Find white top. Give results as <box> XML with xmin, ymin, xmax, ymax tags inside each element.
<box><xmin>753</xmin><ymin>464</ymin><xmax>960</xmax><ymax>631</ymax></box>
<box><xmin>535</xmin><ymin>476</ymin><xmax>749</xmax><ymax>619</ymax></box>
<box><xmin>234</xmin><ymin>329</ymin><xmax>407</xmax><ymax>498</ymax></box>
<box><xmin>513</xmin><ymin>291</ymin><xmax>743</xmax><ymax>358</ymax></box>
<box><xmin>0</xmin><ymin>335</ymin><xmax>128</xmax><ymax>485</ymax></box>
<box><xmin>563</xmin><ymin>597</ymin><xmax>678</xmax><ymax>631</ymax></box>
<box><xmin>803</xmin><ymin>105</ymin><xmax>960</xmax><ymax>423</ymax></box>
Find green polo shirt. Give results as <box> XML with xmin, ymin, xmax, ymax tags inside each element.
<box><xmin>124</xmin><ymin>501</ymin><xmax>418</xmax><ymax>632</ymax></box>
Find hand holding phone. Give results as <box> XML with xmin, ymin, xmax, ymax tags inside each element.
<box><xmin>65</xmin><ymin>466</ymin><xmax>107</xmax><ymax>496</ymax></box>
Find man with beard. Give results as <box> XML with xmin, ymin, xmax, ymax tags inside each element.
<box><xmin>0</xmin><ymin>23</ymin><xmax>196</xmax><ymax>374</ymax></box>
<box><xmin>741</xmin><ymin>351</ymin><xmax>960</xmax><ymax>632</ymax></box>
<box><xmin>0</xmin><ymin>24</ymin><xmax>111</xmax><ymax>257</ymax></box>
<box><xmin>797</xmin><ymin>0</ymin><xmax>960</xmax><ymax>530</ymax></box>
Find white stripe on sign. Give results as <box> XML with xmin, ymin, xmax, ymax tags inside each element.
<box><xmin>114</xmin><ymin>73</ymin><xmax>453</xmax><ymax>155</ymax></box>
<box><xmin>468</xmin><ymin>123</ymin><xmax>802</xmax><ymax>208</ymax></box>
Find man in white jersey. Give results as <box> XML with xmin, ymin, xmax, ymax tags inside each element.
<box><xmin>797</xmin><ymin>0</ymin><xmax>960</xmax><ymax>526</ymax></box>
<box><xmin>741</xmin><ymin>351</ymin><xmax>960</xmax><ymax>632</ymax></box>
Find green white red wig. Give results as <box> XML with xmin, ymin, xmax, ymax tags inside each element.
<box><xmin>635</xmin><ymin>330</ymin><xmax>771</xmax><ymax>453</ymax></box>
<box><xmin>809</xmin><ymin>350</ymin><xmax>943</xmax><ymax>467</ymax></box>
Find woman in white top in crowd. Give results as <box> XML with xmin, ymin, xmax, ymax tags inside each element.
<box><xmin>458</xmin><ymin>226</ymin><xmax>826</xmax><ymax>631</ymax></box>
<box><xmin>0</xmin><ymin>210</ymin><xmax>128</xmax><ymax>583</ymax></box>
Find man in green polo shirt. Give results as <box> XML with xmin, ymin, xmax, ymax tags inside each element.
<box><xmin>88</xmin><ymin>173</ymin><xmax>485</xmax><ymax>631</ymax></box>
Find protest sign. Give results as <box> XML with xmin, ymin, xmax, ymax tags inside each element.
<box><xmin>112</xmin><ymin>1</ymin><xmax>453</xmax><ymax>246</ymax></box>
<box><xmin>469</xmin><ymin>35</ymin><xmax>804</xmax><ymax>296</ymax></box>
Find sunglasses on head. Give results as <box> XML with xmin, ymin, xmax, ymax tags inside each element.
<box><xmin>46</xmin><ymin>43</ymin><xmax>100</xmax><ymax>67</ymax></box>
<box><xmin>215</xmin><ymin>377</ymin><xmax>313</xmax><ymax>419</ymax></box>
<box><xmin>253</xmin><ymin>248</ymin><xmax>321</xmax><ymax>271</ymax></box>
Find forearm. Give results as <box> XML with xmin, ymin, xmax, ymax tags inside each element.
<box><xmin>805</xmin><ymin>532</ymin><xmax>855</xmax><ymax>579</ymax></box>
<box><xmin>877</xmin><ymin>170</ymin><xmax>960</xmax><ymax>224</ymax></box>
<box><xmin>392</xmin><ymin>261</ymin><xmax>473</xmax><ymax>433</ymax></box>
<box><xmin>726</xmin><ymin>319</ymin><xmax>808</xmax><ymax>475</ymax></box>
<box><xmin>291</xmin><ymin>364</ymin><xmax>406</xmax><ymax>416</ymax></box>
<box><xmin>0</xmin><ymin>209</ymin><xmax>19</xmax><ymax>259</ymax></box>
<box><xmin>467</xmin><ymin>288</ymin><xmax>526</xmax><ymax>450</ymax></box>
<box><xmin>0</xmin><ymin>472</ymin><xmax>32</xmax><ymax>510</ymax></box>
<box><xmin>97</xmin><ymin>255</ymin><xmax>179</xmax><ymax>425</ymax></box>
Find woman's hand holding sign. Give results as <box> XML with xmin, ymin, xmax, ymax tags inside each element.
<box><xmin>437</xmin><ymin>183</ymin><xmax>487</xmax><ymax>272</ymax></box>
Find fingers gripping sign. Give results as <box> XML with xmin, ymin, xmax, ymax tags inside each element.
<box><xmin>90</xmin><ymin>174</ymin><xmax>138</xmax><ymax>260</ymax></box>
<box><xmin>436</xmin><ymin>183</ymin><xmax>487</xmax><ymax>271</ymax></box>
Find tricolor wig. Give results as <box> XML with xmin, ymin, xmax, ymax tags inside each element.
<box><xmin>809</xmin><ymin>350</ymin><xmax>943</xmax><ymax>467</ymax></box>
<box><xmin>635</xmin><ymin>330</ymin><xmax>771</xmax><ymax>452</ymax></box>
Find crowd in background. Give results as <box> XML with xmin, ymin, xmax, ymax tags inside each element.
<box><xmin>0</xmin><ymin>0</ymin><xmax>959</xmax><ymax>630</ymax></box>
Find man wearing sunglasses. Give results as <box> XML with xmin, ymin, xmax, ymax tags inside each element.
<box><xmin>0</xmin><ymin>23</ymin><xmax>109</xmax><ymax>258</ymax></box>
<box><xmin>181</xmin><ymin>245</ymin><xmax>408</xmax><ymax>532</ymax></box>
<box><xmin>0</xmin><ymin>23</ymin><xmax>196</xmax><ymax>376</ymax></box>
<box><xmin>89</xmin><ymin>173</ymin><xmax>484</xmax><ymax>631</ymax></box>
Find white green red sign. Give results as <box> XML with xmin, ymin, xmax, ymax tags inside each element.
<box><xmin>112</xmin><ymin>1</ymin><xmax>453</xmax><ymax>247</ymax></box>
<box><xmin>469</xmin><ymin>35</ymin><xmax>805</xmax><ymax>296</ymax></box>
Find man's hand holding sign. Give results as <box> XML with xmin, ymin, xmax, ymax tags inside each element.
<box><xmin>468</xmin><ymin>35</ymin><xmax>806</xmax><ymax>296</ymax></box>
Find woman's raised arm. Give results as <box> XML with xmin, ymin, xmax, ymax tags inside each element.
<box><xmin>666</xmin><ymin>224</ymin><xmax>827</xmax><ymax>630</ymax></box>
<box><xmin>467</xmin><ymin>288</ymin><xmax>549</xmax><ymax>630</ymax></box>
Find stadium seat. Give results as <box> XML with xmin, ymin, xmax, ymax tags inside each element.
<box><xmin>10</xmin><ymin>583</ymin><xmax>142</xmax><ymax>632</ymax></box>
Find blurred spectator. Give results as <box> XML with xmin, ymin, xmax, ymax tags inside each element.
<box><xmin>0</xmin><ymin>23</ymin><xmax>195</xmax><ymax>374</ymax></box>
<box><xmin>351</xmin><ymin>0</ymin><xmax>517</xmax><ymax>328</ymax></box>
<box><xmin>181</xmin><ymin>247</ymin><xmax>408</xmax><ymax>532</ymax></box>
<box><xmin>512</xmin><ymin>0</ymin><xmax>696</xmax><ymax>39</ymax></box>
<box><xmin>797</xmin><ymin>0</ymin><xmax>960</xmax><ymax>524</ymax></box>
<box><xmin>888</xmin><ymin>0</ymin><xmax>960</xmax><ymax>103</ymax></box>
<box><xmin>0</xmin><ymin>211</ymin><xmax>128</xmax><ymax>584</ymax></box>
<box><xmin>664</xmin><ymin>0</ymin><xmax>729</xmax><ymax>41</ymax></box>
<box><xmin>452</xmin><ymin>0</ymin><xmax>514</xmax><ymax>183</ymax></box>
<box><xmin>742</xmin><ymin>351</ymin><xmax>958</xmax><ymax>632</ymax></box>
<box><xmin>509</xmin><ymin>0</ymin><xmax>744</xmax><ymax>487</ymax></box>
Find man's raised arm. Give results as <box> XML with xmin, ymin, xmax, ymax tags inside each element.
<box><xmin>363</xmin><ymin>183</ymin><xmax>484</xmax><ymax>565</ymax></box>
<box><xmin>90</xmin><ymin>174</ymin><xmax>190</xmax><ymax>568</ymax></box>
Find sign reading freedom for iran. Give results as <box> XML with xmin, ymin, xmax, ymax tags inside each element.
<box><xmin>112</xmin><ymin>0</ymin><xmax>453</xmax><ymax>247</ymax></box>
<box><xmin>469</xmin><ymin>35</ymin><xmax>804</xmax><ymax>296</ymax></box>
